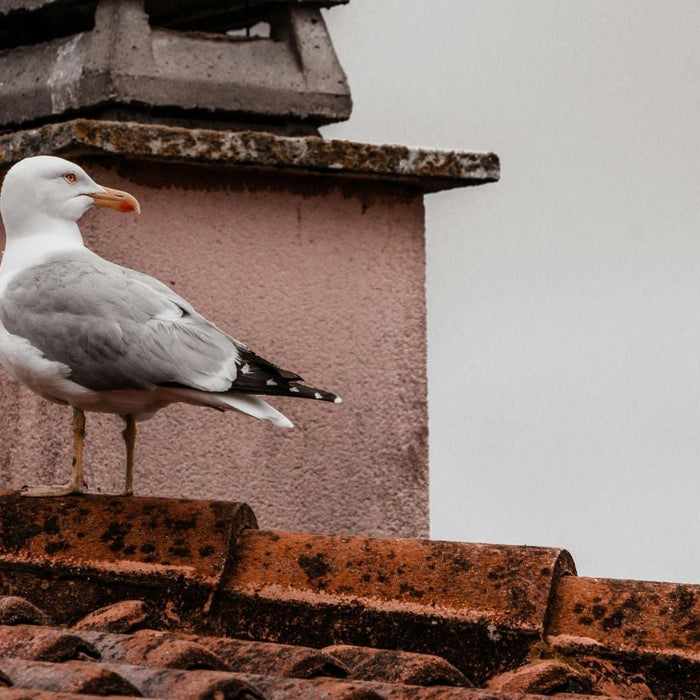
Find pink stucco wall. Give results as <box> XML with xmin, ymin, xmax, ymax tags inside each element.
<box><xmin>0</xmin><ymin>158</ymin><xmax>428</xmax><ymax>537</ymax></box>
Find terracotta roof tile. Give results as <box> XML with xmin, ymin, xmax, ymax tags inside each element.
<box><xmin>78</xmin><ymin>629</ymin><xmax>229</xmax><ymax>670</ymax></box>
<box><xmin>486</xmin><ymin>659</ymin><xmax>593</xmax><ymax>695</ymax></box>
<box><xmin>101</xmin><ymin>663</ymin><xmax>264</xmax><ymax>698</ymax></box>
<box><xmin>72</xmin><ymin>600</ymin><xmax>155</xmax><ymax>633</ymax></box>
<box><xmin>0</xmin><ymin>691</ymin><xmax>127</xmax><ymax>700</ymax></box>
<box><xmin>192</xmin><ymin>636</ymin><xmax>348</xmax><ymax>678</ymax></box>
<box><xmin>76</xmin><ymin>627</ymin><xmax>351</xmax><ymax>678</ymax></box>
<box><xmin>228</xmin><ymin>529</ymin><xmax>574</xmax><ymax>626</ymax></box>
<box><xmin>0</xmin><ymin>595</ymin><xmax>51</xmax><ymax>625</ymax></box>
<box><xmin>219</xmin><ymin>528</ymin><xmax>576</xmax><ymax>685</ymax></box>
<box><xmin>0</xmin><ymin>657</ymin><xmax>142</xmax><ymax>695</ymax></box>
<box><xmin>0</xmin><ymin>492</ymin><xmax>696</xmax><ymax>698</ymax></box>
<box><xmin>548</xmin><ymin>575</ymin><xmax>700</xmax><ymax>654</ymax></box>
<box><xmin>205</xmin><ymin>674</ymin><xmax>600</xmax><ymax>699</ymax></box>
<box><xmin>0</xmin><ymin>625</ymin><xmax>98</xmax><ymax>663</ymax></box>
<box><xmin>0</xmin><ymin>665</ymin><xmax>11</xmax><ymax>688</ymax></box>
<box><xmin>0</xmin><ymin>596</ymin><xmax>52</xmax><ymax>626</ymax></box>
<box><xmin>324</xmin><ymin>644</ymin><xmax>470</xmax><ymax>686</ymax></box>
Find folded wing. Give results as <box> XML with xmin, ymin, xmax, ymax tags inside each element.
<box><xmin>0</xmin><ymin>253</ymin><xmax>340</xmax><ymax>403</ymax></box>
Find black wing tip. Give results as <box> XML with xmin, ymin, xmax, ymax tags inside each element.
<box><xmin>232</xmin><ymin>354</ymin><xmax>341</xmax><ymax>403</ymax></box>
<box><xmin>229</xmin><ymin>373</ymin><xmax>342</xmax><ymax>403</ymax></box>
<box><xmin>286</xmin><ymin>383</ymin><xmax>342</xmax><ymax>403</ymax></box>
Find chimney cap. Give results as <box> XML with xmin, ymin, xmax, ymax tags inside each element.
<box><xmin>0</xmin><ymin>0</ymin><xmax>352</xmax><ymax>134</ymax></box>
<box><xmin>0</xmin><ymin>119</ymin><xmax>501</xmax><ymax>193</ymax></box>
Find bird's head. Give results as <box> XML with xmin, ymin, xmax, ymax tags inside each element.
<box><xmin>1</xmin><ymin>155</ymin><xmax>140</xmax><ymax>238</ymax></box>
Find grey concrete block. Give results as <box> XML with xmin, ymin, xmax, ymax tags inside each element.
<box><xmin>0</xmin><ymin>0</ymin><xmax>352</xmax><ymax>133</ymax></box>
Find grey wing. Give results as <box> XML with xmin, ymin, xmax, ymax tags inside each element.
<box><xmin>0</xmin><ymin>258</ymin><xmax>242</xmax><ymax>392</ymax></box>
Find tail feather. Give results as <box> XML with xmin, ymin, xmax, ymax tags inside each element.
<box><xmin>217</xmin><ymin>393</ymin><xmax>294</xmax><ymax>428</ymax></box>
<box><xmin>163</xmin><ymin>387</ymin><xmax>293</xmax><ymax>427</ymax></box>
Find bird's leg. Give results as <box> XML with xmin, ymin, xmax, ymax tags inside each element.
<box><xmin>122</xmin><ymin>414</ymin><xmax>136</xmax><ymax>496</ymax></box>
<box><xmin>70</xmin><ymin>407</ymin><xmax>87</xmax><ymax>492</ymax></box>
<box><xmin>21</xmin><ymin>407</ymin><xmax>87</xmax><ymax>497</ymax></box>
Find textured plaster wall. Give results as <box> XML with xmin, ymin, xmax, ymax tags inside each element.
<box><xmin>0</xmin><ymin>158</ymin><xmax>428</xmax><ymax>537</ymax></box>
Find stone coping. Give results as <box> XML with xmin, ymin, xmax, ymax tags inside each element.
<box><xmin>0</xmin><ymin>119</ymin><xmax>500</xmax><ymax>193</ymax></box>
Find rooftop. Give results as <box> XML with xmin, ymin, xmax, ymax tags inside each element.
<box><xmin>0</xmin><ymin>491</ymin><xmax>696</xmax><ymax>698</ymax></box>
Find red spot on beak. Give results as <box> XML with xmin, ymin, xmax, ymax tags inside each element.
<box><xmin>89</xmin><ymin>186</ymin><xmax>140</xmax><ymax>214</ymax></box>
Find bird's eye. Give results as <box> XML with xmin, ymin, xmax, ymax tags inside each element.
<box><xmin>64</xmin><ymin>173</ymin><xmax>77</xmax><ymax>184</ymax></box>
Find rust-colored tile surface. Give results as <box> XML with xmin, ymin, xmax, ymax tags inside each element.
<box><xmin>0</xmin><ymin>595</ymin><xmax>52</xmax><ymax>625</ymax></box>
<box><xmin>487</xmin><ymin>659</ymin><xmax>593</xmax><ymax>695</ymax></box>
<box><xmin>548</xmin><ymin>575</ymin><xmax>700</xmax><ymax>654</ymax></box>
<box><xmin>0</xmin><ymin>602</ymin><xmax>601</xmax><ymax>699</ymax></box>
<box><xmin>0</xmin><ymin>493</ymin><xmax>697</xmax><ymax>698</ymax></box>
<box><xmin>0</xmin><ymin>492</ymin><xmax>256</xmax><ymax>586</ymax></box>
<box><xmin>0</xmin><ymin>625</ymin><xmax>98</xmax><ymax>663</ymax></box>
<box><xmin>546</xmin><ymin>576</ymin><xmax>700</xmax><ymax>698</ymax></box>
<box><xmin>193</xmin><ymin>636</ymin><xmax>348</xmax><ymax>678</ymax></box>
<box><xmin>78</xmin><ymin>629</ymin><xmax>229</xmax><ymax>670</ymax></box>
<box><xmin>217</xmin><ymin>529</ymin><xmax>576</xmax><ymax>683</ymax></box>
<box><xmin>0</xmin><ymin>657</ymin><xmax>142</xmax><ymax>695</ymax></box>
<box><xmin>325</xmin><ymin>644</ymin><xmax>470</xmax><ymax>686</ymax></box>
<box><xmin>228</xmin><ymin>530</ymin><xmax>574</xmax><ymax>629</ymax></box>
<box><xmin>0</xmin><ymin>691</ymin><xmax>137</xmax><ymax>700</ymax></box>
<box><xmin>73</xmin><ymin>600</ymin><xmax>155</xmax><ymax>633</ymax></box>
<box><xmin>0</xmin><ymin>492</ymin><xmax>256</xmax><ymax>627</ymax></box>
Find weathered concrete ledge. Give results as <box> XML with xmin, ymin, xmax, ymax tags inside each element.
<box><xmin>0</xmin><ymin>119</ymin><xmax>500</xmax><ymax>193</ymax></box>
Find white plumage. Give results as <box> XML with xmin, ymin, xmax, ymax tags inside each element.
<box><xmin>0</xmin><ymin>156</ymin><xmax>340</xmax><ymax>496</ymax></box>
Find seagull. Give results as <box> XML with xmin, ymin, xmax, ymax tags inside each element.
<box><xmin>0</xmin><ymin>155</ymin><xmax>341</xmax><ymax>497</ymax></box>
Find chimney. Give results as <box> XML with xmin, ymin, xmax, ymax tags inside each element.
<box><xmin>0</xmin><ymin>0</ymin><xmax>351</xmax><ymax>134</ymax></box>
<box><xmin>0</xmin><ymin>0</ymin><xmax>498</xmax><ymax>538</ymax></box>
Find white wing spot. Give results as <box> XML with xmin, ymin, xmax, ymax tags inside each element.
<box><xmin>289</xmin><ymin>386</ymin><xmax>300</xmax><ymax>393</ymax></box>
<box><xmin>266</xmin><ymin>378</ymin><xmax>277</xmax><ymax>386</ymax></box>
<box><xmin>240</xmin><ymin>363</ymin><xmax>252</xmax><ymax>375</ymax></box>
<box><xmin>314</xmin><ymin>392</ymin><xmax>323</xmax><ymax>399</ymax></box>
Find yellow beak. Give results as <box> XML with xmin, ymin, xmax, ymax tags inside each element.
<box><xmin>88</xmin><ymin>186</ymin><xmax>140</xmax><ymax>214</ymax></box>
